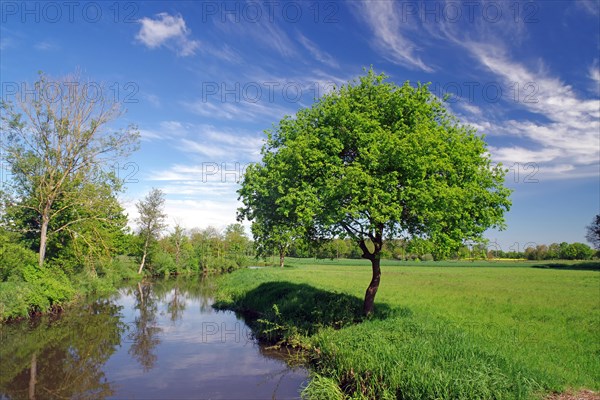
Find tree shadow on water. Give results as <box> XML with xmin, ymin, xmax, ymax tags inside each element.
<box><xmin>220</xmin><ymin>281</ymin><xmax>403</xmax><ymax>344</ymax></box>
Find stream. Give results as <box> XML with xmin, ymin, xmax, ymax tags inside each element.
<box><xmin>0</xmin><ymin>277</ymin><xmax>308</xmax><ymax>399</ymax></box>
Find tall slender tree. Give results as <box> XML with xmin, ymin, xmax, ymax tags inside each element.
<box><xmin>136</xmin><ymin>188</ymin><xmax>167</xmax><ymax>274</ymax></box>
<box><xmin>0</xmin><ymin>71</ymin><xmax>139</xmax><ymax>267</ymax></box>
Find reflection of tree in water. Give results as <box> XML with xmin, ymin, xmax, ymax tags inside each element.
<box><xmin>0</xmin><ymin>300</ymin><xmax>124</xmax><ymax>400</ymax></box>
<box><xmin>128</xmin><ymin>282</ymin><xmax>161</xmax><ymax>372</ymax></box>
<box><xmin>166</xmin><ymin>285</ymin><xmax>186</xmax><ymax>322</ymax></box>
<box><xmin>154</xmin><ymin>276</ymin><xmax>214</xmax><ymax>314</ymax></box>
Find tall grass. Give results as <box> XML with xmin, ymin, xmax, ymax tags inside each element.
<box><xmin>215</xmin><ymin>261</ymin><xmax>600</xmax><ymax>399</ymax></box>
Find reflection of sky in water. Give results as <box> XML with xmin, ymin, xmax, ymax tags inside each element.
<box><xmin>104</xmin><ymin>284</ymin><xmax>307</xmax><ymax>399</ymax></box>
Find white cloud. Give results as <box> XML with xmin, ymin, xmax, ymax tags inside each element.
<box><xmin>176</xmin><ymin>127</ymin><xmax>263</xmax><ymax>161</ymax></box>
<box><xmin>350</xmin><ymin>1</ymin><xmax>432</xmax><ymax>72</ymax></box>
<box><xmin>458</xmin><ymin>45</ymin><xmax>600</xmax><ymax>179</ymax></box>
<box><xmin>456</xmin><ymin>102</ymin><xmax>483</xmax><ymax>117</ymax></box>
<box><xmin>136</xmin><ymin>13</ymin><xmax>199</xmax><ymax>56</ymax></box>
<box><xmin>297</xmin><ymin>33</ymin><xmax>339</xmax><ymax>68</ymax></box>
<box><xmin>140</xmin><ymin>122</ymin><xmax>264</xmax><ymax>162</ymax></box>
<box><xmin>139</xmin><ymin>120</ymin><xmax>189</xmax><ymax>141</ymax></box>
<box><xmin>202</xmin><ymin>44</ymin><xmax>242</xmax><ymax>63</ymax></box>
<box><xmin>0</xmin><ymin>37</ymin><xmax>12</xmax><ymax>50</ymax></box>
<box><xmin>166</xmin><ymin>198</ymin><xmax>241</xmax><ymax>232</ymax></box>
<box><xmin>34</xmin><ymin>40</ymin><xmax>59</xmax><ymax>51</ymax></box>
<box><xmin>125</xmin><ymin>196</ymin><xmax>240</xmax><ymax>233</ymax></box>
<box><xmin>258</xmin><ymin>19</ymin><xmax>297</xmax><ymax>58</ymax></box>
<box><xmin>144</xmin><ymin>93</ymin><xmax>161</xmax><ymax>108</ymax></box>
<box><xmin>213</xmin><ymin>13</ymin><xmax>296</xmax><ymax>59</ymax></box>
<box><xmin>469</xmin><ymin>45</ymin><xmax>599</xmax><ymax>123</ymax></box>
<box><xmin>139</xmin><ymin>128</ymin><xmax>162</xmax><ymax>141</ymax></box>
<box><xmin>489</xmin><ymin>146</ymin><xmax>562</xmax><ymax>165</ymax></box>
<box><xmin>577</xmin><ymin>0</ymin><xmax>600</xmax><ymax>16</ymax></box>
<box><xmin>183</xmin><ymin>98</ymin><xmax>294</xmax><ymax>123</ymax></box>
<box><xmin>589</xmin><ymin>60</ymin><xmax>600</xmax><ymax>94</ymax></box>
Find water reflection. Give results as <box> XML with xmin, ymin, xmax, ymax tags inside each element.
<box><xmin>128</xmin><ymin>282</ymin><xmax>161</xmax><ymax>372</ymax></box>
<box><xmin>0</xmin><ymin>277</ymin><xmax>307</xmax><ymax>400</ymax></box>
<box><xmin>0</xmin><ymin>300</ymin><xmax>124</xmax><ymax>399</ymax></box>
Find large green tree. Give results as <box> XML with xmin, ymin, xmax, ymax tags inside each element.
<box><xmin>239</xmin><ymin>69</ymin><xmax>511</xmax><ymax>315</ymax></box>
<box><xmin>0</xmin><ymin>72</ymin><xmax>139</xmax><ymax>267</ymax></box>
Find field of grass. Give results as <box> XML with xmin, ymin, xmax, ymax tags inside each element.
<box><xmin>215</xmin><ymin>259</ymin><xmax>600</xmax><ymax>399</ymax></box>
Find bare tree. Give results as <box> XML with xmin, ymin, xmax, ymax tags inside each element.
<box><xmin>0</xmin><ymin>71</ymin><xmax>139</xmax><ymax>267</ymax></box>
<box><xmin>136</xmin><ymin>188</ymin><xmax>167</xmax><ymax>274</ymax></box>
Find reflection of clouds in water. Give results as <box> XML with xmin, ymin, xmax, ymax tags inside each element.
<box><xmin>132</xmin><ymin>347</ymin><xmax>306</xmax><ymax>396</ymax></box>
<box><xmin>110</xmin><ymin>367</ymin><xmax>146</xmax><ymax>381</ymax></box>
<box><xmin>103</xmin><ymin>279</ymin><xmax>307</xmax><ymax>399</ymax></box>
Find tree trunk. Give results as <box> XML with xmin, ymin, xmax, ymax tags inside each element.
<box><xmin>363</xmin><ymin>256</ymin><xmax>381</xmax><ymax>315</ymax></box>
<box><xmin>138</xmin><ymin>237</ymin><xmax>150</xmax><ymax>274</ymax></box>
<box><xmin>357</xmin><ymin>228</ymin><xmax>383</xmax><ymax>316</ymax></box>
<box><xmin>278</xmin><ymin>243</ymin><xmax>288</xmax><ymax>267</ymax></box>
<box><xmin>138</xmin><ymin>251</ymin><xmax>147</xmax><ymax>274</ymax></box>
<box><xmin>29</xmin><ymin>352</ymin><xmax>36</xmax><ymax>400</ymax></box>
<box><xmin>175</xmin><ymin>243</ymin><xmax>181</xmax><ymax>267</ymax></box>
<box><xmin>38</xmin><ymin>214</ymin><xmax>49</xmax><ymax>267</ymax></box>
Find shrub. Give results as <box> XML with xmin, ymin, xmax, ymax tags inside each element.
<box><xmin>420</xmin><ymin>253</ymin><xmax>434</xmax><ymax>261</ymax></box>
<box><xmin>0</xmin><ymin>238</ymin><xmax>37</xmax><ymax>281</ymax></box>
<box><xmin>218</xmin><ymin>258</ymin><xmax>239</xmax><ymax>273</ymax></box>
<box><xmin>0</xmin><ymin>265</ymin><xmax>76</xmax><ymax>320</ymax></box>
<box><xmin>152</xmin><ymin>250</ymin><xmax>177</xmax><ymax>276</ymax></box>
<box><xmin>0</xmin><ymin>282</ymin><xmax>34</xmax><ymax>320</ymax></box>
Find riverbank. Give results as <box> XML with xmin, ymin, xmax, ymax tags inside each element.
<box><xmin>0</xmin><ymin>254</ymin><xmax>144</xmax><ymax>322</ymax></box>
<box><xmin>214</xmin><ymin>261</ymin><xmax>600</xmax><ymax>399</ymax></box>
<box><xmin>0</xmin><ymin>249</ymin><xmax>253</xmax><ymax>323</ymax></box>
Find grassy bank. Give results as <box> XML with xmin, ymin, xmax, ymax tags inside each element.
<box><xmin>214</xmin><ymin>260</ymin><xmax>600</xmax><ymax>399</ymax></box>
<box><xmin>0</xmin><ymin>254</ymin><xmax>142</xmax><ymax>322</ymax></box>
<box><xmin>0</xmin><ymin>250</ymin><xmax>250</xmax><ymax>322</ymax></box>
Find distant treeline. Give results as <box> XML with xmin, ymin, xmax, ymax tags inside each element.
<box><xmin>284</xmin><ymin>238</ymin><xmax>596</xmax><ymax>262</ymax></box>
<box><xmin>149</xmin><ymin>232</ymin><xmax>597</xmax><ymax>264</ymax></box>
<box><xmin>57</xmin><ymin>224</ymin><xmax>591</xmax><ymax>271</ymax></box>
<box><xmin>142</xmin><ymin>223</ymin><xmax>254</xmax><ymax>275</ymax></box>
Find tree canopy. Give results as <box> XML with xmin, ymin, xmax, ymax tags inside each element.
<box><xmin>238</xmin><ymin>69</ymin><xmax>512</xmax><ymax>315</ymax></box>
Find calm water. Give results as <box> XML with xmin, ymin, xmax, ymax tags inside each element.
<box><xmin>0</xmin><ymin>278</ymin><xmax>308</xmax><ymax>399</ymax></box>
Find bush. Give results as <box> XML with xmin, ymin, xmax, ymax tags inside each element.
<box><xmin>0</xmin><ymin>238</ymin><xmax>37</xmax><ymax>281</ymax></box>
<box><xmin>221</xmin><ymin>258</ymin><xmax>241</xmax><ymax>272</ymax></box>
<box><xmin>0</xmin><ymin>265</ymin><xmax>76</xmax><ymax>320</ymax></box>
<box><xmin>0</xmin><ymin>281</ymin><xmax>34</xmax><ymax>320</ymax></box>
<box><xmin>420</xmin><ymin>253</ymin><xmax>434</xmax><ymax>261</ymax></box>
<box><xmin>152</xmin><ymin>250</ymin><xmax>177</xmax><ymax>276</ymax></box>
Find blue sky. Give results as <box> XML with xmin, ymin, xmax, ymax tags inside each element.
<box><xmin>1</xmin><ymin>1</ymin><xmax>599</xmax><ymax>252</ymax></box>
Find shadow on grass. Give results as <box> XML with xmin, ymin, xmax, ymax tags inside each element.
<box><xmin>215</xmin><ymin>281</ymin><xmax>404</xmax><ymax>344</ymax></box>
<box><xmin>532</xmin><ymin>261</ymin><xmax>600</xmax><ymax>271</ymax></box>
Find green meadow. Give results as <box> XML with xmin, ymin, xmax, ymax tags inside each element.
<box><xmin>215</xmin><ymin>259</ymin><xmax>600</xmax><ymax>399</ymax></box>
